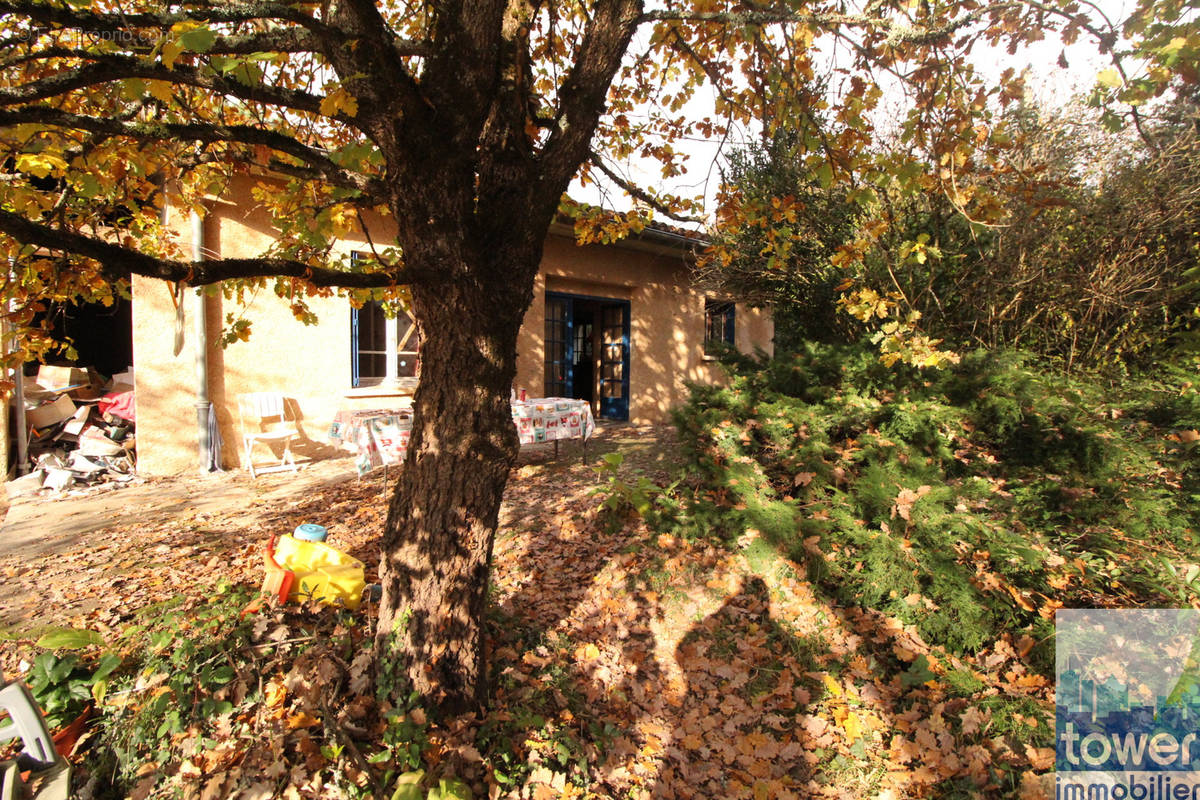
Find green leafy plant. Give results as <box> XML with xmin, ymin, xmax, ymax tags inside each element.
<box><xmin>27</xmin><ymin>627</ymin><xmax>121</xmax><ymax>727</ymax></box>
<box><xmin>96</xmin><ymin>582</ymin><xmax>254</xmax><ymax>788</ymax></box>
<box><xmin>389</xmin><ymin>771</ymin><xmax>472</xmax><ymax>800</ymax></box>
<box><xmin>589</xmin><ymin>452</ymin><xmax>682</xmax><ymax>532</ymax></box>
<box><xmin>26</xmin><ymin>650</ymin><xmax>120</xmax><ymax>729</ymax></box>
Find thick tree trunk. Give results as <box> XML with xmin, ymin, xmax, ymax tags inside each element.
<box><xmin>366</xmin><ymin>0</ymin><xmax>643</xmax><ymax>716</ymax></box>
<box><xmin>374</xmin><ymin>244</ymin><xmax>537</xmax><ymax>714</ymax></box>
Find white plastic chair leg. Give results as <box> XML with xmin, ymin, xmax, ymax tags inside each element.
<box><xmin>0</xmin><ymin>683</ymin><xmax>55</xmax><ymax>769</ymax></box>
<box><xmin>1</xmin><ymin>760</ymin><xmax>20</xmax><ymax>800</ymax></box>
<box><xmin>0</xmin><ymin>682</ymin><xmax>71</xmax><ymax>800</ymax></box>
<box><xmin>245</xmin><ymin>437</ymin><xmax>257</xmax><ymax>479</ymax></box>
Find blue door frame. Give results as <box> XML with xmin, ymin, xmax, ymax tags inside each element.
<box><xmin>545</xmin><ymin>291</ymin><xmax>630</xmax><ymax>421</ymax></box>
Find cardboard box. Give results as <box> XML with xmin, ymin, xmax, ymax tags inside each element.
<box><xmin>37</xmin><ymin>365</ymin><xmax>90</xmax><ymax>389</ymax></box>
<box><xmin>70</xmin><ymin>386</ymin><xmax>104</xmax><ymax>401</ymax></box>
<box><xmin>23</xmin><ymin>387</ymin><xmax>58</xmax><ymax>407</ymax></box>
<box><xmin>108</xmin><ymin>368</ymin><xmax>134</xmax><ymax>393</ymax></box>
<box><xmin>26</xmin><ymin>395</ymin><xmax>76</xmax><ymax>429</ymax></box>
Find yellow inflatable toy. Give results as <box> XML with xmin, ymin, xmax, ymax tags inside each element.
<box><xmin>272</xmin><ymin>533</ymin><xmax>366</xmax><ymax>611</ymax></box>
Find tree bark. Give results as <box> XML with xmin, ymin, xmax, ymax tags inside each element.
<box><xmin>374</xmin><ymin>238</ymin><xmax>539</xmax><ymax>714</ymax></box>
<box><xmin>365</xmin><ymin>0</ymin><xmax>645</xmax><ymax>718</ymax></box>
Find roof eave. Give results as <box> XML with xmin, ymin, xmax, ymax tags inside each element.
<box><xmin>547</xmin><ymin>221</ymin><xmax>708</xmax><ymax>258</ymax></box>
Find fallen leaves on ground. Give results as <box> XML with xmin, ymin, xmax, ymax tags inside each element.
<box><xmin>0</xmin><ymin>426</ymin><xmax>1053</xmax><ymax>798</ymax></box>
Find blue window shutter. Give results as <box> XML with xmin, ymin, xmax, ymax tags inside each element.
<box><xmin>350</xmin><ymin>250</ymin><xmax>362</xmax><ymax>388</ymax></box>
<box><xmin>350</xmin><ymin>306</ymin><xmax>360</xmax><ymax>387</ymax></box>
<box><xmin>725</xmin><ymin>304</ymin><xmax>736</xmax><ymax>345</ymax></box>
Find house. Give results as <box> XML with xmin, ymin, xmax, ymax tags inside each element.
<box><xmin>119</xmin><ymin>175</ymin><xmax>773</xmax><ymax>475</ymax></box>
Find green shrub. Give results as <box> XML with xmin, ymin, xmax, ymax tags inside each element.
<box><xmin>673</xmin><ymin>344</ymin><xmax>1200</xmax><ymax>669</ymax></box>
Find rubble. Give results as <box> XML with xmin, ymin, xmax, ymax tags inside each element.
<box><xmin>7</xmin><ymin>364</ymin><xmax>139</xmax><ymax>498</ymax></box>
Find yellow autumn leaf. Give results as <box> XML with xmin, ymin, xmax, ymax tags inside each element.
<box><xmin>16</xmin><ymin>152</ymin><xmax>68</xmax><ymax>179</ymax></box>
<box><xmin>841</xmin><ymin>710</ymin><xmax>863</xmax><ymax>743</ymax></box>
<box><xmin>320</xmin><ymin>86</ymin><xmax>359</xmax><ymax>118</ymax></box>
<box><xmin>574</xmin><ymin>642</ymin><xmax>601</xmax><ymax>661</ymax></box>
<box><xmin>160</xmin><ymin>38</ymin><xmax>184</xmax><ymax>69</ymax></box>
<box><xmin>1096</xmin><ymin>68</ymin><xmax>1122</xmax><ymax>89</ymax></box>
<box><xmin>264</xmin><ymin>677</ymin><xmax>286</xmax><ymax>708</ymax></box>
<box><xmin>146</xmin><ymin>80</ymin><xmax>174</xmax><ymax>103</ymax></box>
<box><xmin>822</xmin><ymin>673</ymin><xmax>843</xmax><ymax>697</ymax></box>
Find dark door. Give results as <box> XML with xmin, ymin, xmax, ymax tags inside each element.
<box><xmin>599</xmin><ymin>302</ymin><xmax>630</xmax><ymax>420</ymax></box>
<box><xmin>573</xmin><ymin>310</ymin><xmax>595</xmax><ymax>402</ymax></box>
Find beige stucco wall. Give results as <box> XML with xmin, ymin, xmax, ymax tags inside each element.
<box><xmin>133</xmin><ymin>181</ymin><xmax>773</xmax><ymax>475</ymax></box>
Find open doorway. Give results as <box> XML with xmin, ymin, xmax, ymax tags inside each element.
<box><xmin>544</xmin><ymin>292</ymin><xmax>630</xmax><ymax>421</ymax></box>
<box><xmin>23</xmin><ymin>297</ymin><xmax>133</xmax><ymax>381</ymax></box>
<box><xmin>12</xmin><ymin>297</ymin><xmax>135</xmax><ymax>477</ymax></box>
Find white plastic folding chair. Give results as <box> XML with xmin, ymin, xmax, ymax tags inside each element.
<box><xmin>0</xmin><ymin>682</ymin><xmax>70</xmax><ymax>800</ymax></box>
<box><xmin>237</xmin><ymin>392</ymin><xmax>300</xmax><ymax>478</ymax></box>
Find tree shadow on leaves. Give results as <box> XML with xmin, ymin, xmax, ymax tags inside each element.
<box><xmin>638</xmin><ymin>575</ymin><xmax>826</xmax><ymax>799</ymax></box>
<box><xmin>481</xmin><ymin>554</ymin><xmax>836</xmax><ymax>799</ymax></box>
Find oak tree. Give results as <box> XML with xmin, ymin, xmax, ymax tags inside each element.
<box><xmin>0</xmin><ymin>0</ymin><xmax>1163</xmax><ymax>713</ymax></box>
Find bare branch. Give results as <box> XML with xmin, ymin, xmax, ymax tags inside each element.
<box><xmin>588</xmin><ymin>152</ymin><xmax>705</xmax><ymax>225</ymax></box>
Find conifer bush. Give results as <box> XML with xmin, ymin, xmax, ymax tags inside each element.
<box><xmin>674</xmin><ymin>344</ymin><xmax>1200</xmax><ymax>670</ymax></box>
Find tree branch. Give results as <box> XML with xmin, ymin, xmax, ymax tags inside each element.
<box><xmin>206</xmin><ymin>28</ymin><xmax>322</xmax><ymax>55</ymax></box>
<box><xmin>588</xmin><ymin>152</ymin><xmax>705</xmax><ymax>225</ymax></box>
<box><xmin>408</xmin><ymin>0</ymin><xmax>507</xmax><ymax>134</ymax></box>
<box><xmin>317</xmin><ymin>0</ymin><xmax>431</xmax><ymax>135</ymax></box>
<box><xmin>637</xmin><ymin>5</ymin><xmax>1023</xmax><ymax>48</ymax></box>
<box><xmin>665</xmin><ymin>29</ymin><xmax>753</xmax><ymax>119</ymax></box>
<box><xmin>0</xmin><ymin>209</ymin><xmax>433</xmax><ymax>289</ymax></box>
<box><xmin>539</xmin><ymin>0</ymin><xmax>643</xmax><ymax>198</ymax></box>
<box><xmin>0</xmin><ymin>55</ymin><xmax>357</xmax><ymax>128</ymax></box>
<box><xmin>638</xmin><ymin>9</ymin><xmax>886</xmax><ymax>27</ymax></box>
<box><xmin>0</xmin><ymin>0</ymin><xmax>329</xmax><ymax>36</ymax></box>
<box><xmin>0</xmin><ymin>107</ymin><xmax>385</xmax><ymax>201</ymax></box>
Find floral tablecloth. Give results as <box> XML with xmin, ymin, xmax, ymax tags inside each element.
<box><xmin>511</xmin><ymin>398</ymin><xmax>595</xmax><ymax>445</ymax></box>
<box><xmin>328</xmin><ymin>409</ymin><xmax>413</xmax><ymax>475</ymax></box>
<box><xmin>330</xmin><ymin>398</ymin><xmax>594</xmax><ymax>474</ymax></box>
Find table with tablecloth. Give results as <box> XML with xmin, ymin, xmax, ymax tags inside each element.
<box><xmin>329</xmin><ymin>398</ymin><xmax>594</xmax><ymax>474</ymax></box>
<box><xmin>510</xmin><ymin>397</ymin><xmax>595</xmax><ymax>448</ymax></box>
<box><xmin>328</xmin><ymin>408</ymin><xmax>413</xmax><ymax>475</ymax></box>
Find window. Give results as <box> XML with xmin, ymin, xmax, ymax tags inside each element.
<box><xmin>704</xmin><ymin>299</ymin><xmax>735</xmax><ymax>355</ymax></box>
<box><xmin>349</xmin><ymin>251</ymin><xmax>420</xmax><ymax>388</ymax></box>
<box><xmin>351</xmin><ymin>301</ymin><xmax>420</xmax><ymax>387</ymax></box>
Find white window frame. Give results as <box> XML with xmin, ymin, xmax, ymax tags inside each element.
<box><xmin>352</xmin><ymin>301</ymin><xmax>420</xmax><ymax>388</ymax></box>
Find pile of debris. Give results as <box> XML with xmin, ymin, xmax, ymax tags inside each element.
<box><xmin>8</xmin><ymin>365</ymin><xmax>138</xmax><ymax>498</ymax></box>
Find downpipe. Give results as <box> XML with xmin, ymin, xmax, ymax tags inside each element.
<box><xmin>191</xmin><ymin>210</ymin><xmax>215</xmax><ymax>472</ymax></box>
